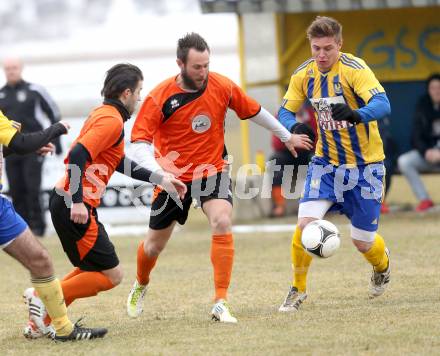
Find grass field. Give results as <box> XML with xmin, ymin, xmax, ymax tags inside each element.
<box><xmin>1</xmin><ymin>176</ymin><xmax>440</xmax><ymax>355</ymax></box>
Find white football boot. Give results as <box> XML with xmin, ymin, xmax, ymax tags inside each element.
<box><xmin>23</xmin><ymin>288</ymin><xmax>55</xmax><ymax>339</ymax></box>
<box><xmin>278</xmin><ymin>286</ymin><xmax>307</xmax><ymax>312</ymax></box>
<box><xmin>126</xmin><ymin>280</ymin><xmax>148</xmax><ymax>318</ymax></box>
<box><xmin>211</xmin><ymin>300</ymin><xmax>237</xmax><ymax>323</ymax></box>
<box><xmin>369</xmin><ymin>248</ymin><xmax>391</xmax><ymax>298</ymax></box>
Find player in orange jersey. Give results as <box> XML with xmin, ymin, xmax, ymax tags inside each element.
<box><xmin>126</xmin><ymin>33</ymin><xmax>314</xmax><ymax>323</ymax></box>
<box><xmin>1</xmin><ymin>112</ymin><xmax>109</xmax><ymax>341</ymax></box>
<box><xmin>22</xmin><ymin>63</ymin><xmax>187</xmax><ymax>340</ymax></box>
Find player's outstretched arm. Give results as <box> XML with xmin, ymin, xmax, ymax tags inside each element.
<box><xmin>116</xmin><ymin>156</ymin><xmax>187</xmax><ymax>200</ymax></box>
<box><xmin>6</xmin><ymin>121</ymin><xmax>70</xmax><ymax>155</ymax></box>
<box><xmin>249</xmin><ymin>107</ymin><xmax>313</xmax><ymax>157</ymax></box>
<box><xmin>128</xmin><ymin>141</ymin><xmax>162</xmax><ymax>172</ymax></box>
<box><xmin>331</xmin><ymin>93</ymin><xmax>391</xmax><ymax>124</ymax></box>
<box><xmin>284</xmin><ymin>134</ymin><xmax>314</xmax><ymax>158</ymax></box>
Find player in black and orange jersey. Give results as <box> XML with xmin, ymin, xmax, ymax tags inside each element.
<box><xmin>23</xmin><ymin>63</ymin><xmax>187</xmax><ymax>340</ymax></box>
<box><xmin>126</xmin><ymin>33</ymin><xmax>314</xmax><ymax>323</ymax></box>
<box><xmin>0</xmin><ymin>111</ymin><xmax>109</xmax><ymax>341</ymax></box>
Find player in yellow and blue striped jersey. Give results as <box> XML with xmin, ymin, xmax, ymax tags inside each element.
<box><xmin>278</xmin><ymin>16</ymin><xmax>392</xmax><ymax>312</ymax></box>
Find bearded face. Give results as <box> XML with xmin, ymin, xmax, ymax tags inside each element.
<box><xmin>178</xmin><ymin>49</ymin><xmax>210</xmax><ymax>91</ymax></box>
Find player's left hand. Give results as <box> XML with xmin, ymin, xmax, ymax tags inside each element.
<box><xmin>37</xmin><ymin>143</ymin><xmax>55</xmax><ymax>156</ymax></box>
<box><xmin>160</xmin><ymin>176</ymin><xmax>188</xmax><ymax>200</ymax></box>
<box><xmin>331</xmin><ymin>103</ymin><xmax>362</xmax><ymax>124</ymax></box>
<box><xmin>285</xmin><ymin>134</ymin><xmax>314</xmax><ymax>158</ymax></box>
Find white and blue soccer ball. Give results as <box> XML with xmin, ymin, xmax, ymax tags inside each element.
<box><xmin>301</xmin><ymin>219</ymin><xmax>340</xmax><ymax>258</ymax></box>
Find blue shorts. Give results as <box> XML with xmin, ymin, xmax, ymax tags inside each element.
<box><xmin>0</xmin><ymin>195</ymin><xmax>28</xmax><ymax>248</ymax></box>
<box><xmin>301</xmin><ymin>157</ymin><xmax>385</xmax><ymax>232</ymax></box>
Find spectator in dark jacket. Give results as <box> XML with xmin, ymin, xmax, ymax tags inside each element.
<box><xmin>397</xmin><ymin>73</ymin><xmax>440</xmax><ymax>212</ymax></box>
<box><xmin>0</xmin><ymin>57</ymin><xmax>62</xmax><ymax>236</ymax></box>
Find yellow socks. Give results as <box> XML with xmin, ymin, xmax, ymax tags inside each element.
<box><xmin>362</xmin><ymin>234</ymin><xmax>389</xmax><ymax>272</ymax></box>
<box><xmin>291</xmin><ymin>227</ymin><xmax>312</xmax><ymax>293</ymax></box>
<box><xmin>32</xmin><ymin>276</ymin><xmax>74</xmax><ymax>336</ymax></box>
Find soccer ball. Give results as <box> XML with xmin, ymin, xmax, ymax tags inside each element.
<box><xmin>301</xmin><ymin>219</ymin><xmax>340</xmax><ymax>258</ymax></box>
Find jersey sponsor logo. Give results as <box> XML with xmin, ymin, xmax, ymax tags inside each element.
<box><xmin>191</xmin><ymin>115</ymin><xmax>211</xmax><ymax>133</ymax></box>
<box><xmin>0</xmin><ymin>92</ymin><xmax>5</xmax><ymax>99</ymax></box>
<box><xmin>311</xmin><ymin>179</ymin><xmax>320</xmax><ymax>189</ymax></box>
<box><xmin>333</xmin><ymin>82</ymin><xmax>343</xmax><ymax>95</ymax></box>
<box><xmin>170</xmin><ymin>99</ymin><xmax>179</xmax><ymax>109</ymax></box>
<box><xmin>310</xmin><ymin>96</ymin><xmax>353</xmax><ymax>131</ymax></box>
<box><xmin>16</xmin><ymin>90</ymin><xmax>27</xmax><ymax>102</ymax></box>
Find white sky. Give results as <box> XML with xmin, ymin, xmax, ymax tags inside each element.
<box><xmin>0</xmin><ymin>0</ymin><xmax>240</xmax><ymax>110</ymax></box>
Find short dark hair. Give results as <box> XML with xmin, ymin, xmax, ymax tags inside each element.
<box><xmin>177</xmin><ymin>32</ymin><xmax>210</xmax><ymax>64</ymax></box>
<box><xmin>101</xmin><ymin>63</ymin><xmax>143</xmax><ymax>100</ymax></box>
<box><xmin>427</xmin><ymin>73</ymin><xmax>440</xmax><ymax>87</ymax></box>
<box><xmin>307</xmin><ymin>16</ymin><xmax>343</xmax><ymax>43</ymax></box>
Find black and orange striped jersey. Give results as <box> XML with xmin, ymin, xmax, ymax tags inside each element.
<box><xmin>57</xmin><ymin>105</ymin><xmax>125</xmax><ymax>207</ymax></box>
<box><xmin>131</xmin><ymin>72</ymin><xmax>261</xmax><ymax>182</ymax></box>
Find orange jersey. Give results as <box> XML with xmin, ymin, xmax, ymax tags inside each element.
<box><xmin>131</xmin><ymin>72</ymin><xmax>260</xmax><ymax>182</ymax></box>
<box><xmin>57</xmin><ymin>104</ymin><xmax>125</xmax><ymax>207</ymax></box>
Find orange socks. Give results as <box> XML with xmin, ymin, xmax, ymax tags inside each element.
<box><xmin>272</xmin><ymin>186</ymin><xmax>285</xmax><ymax>208</ymax></box>
<box><xmin>211</xmin><ymin>233</ymin><xmax>234</xmax><ymax>301</ymax></box>
<box><xmin>137</xmin><ymin>241</ymin><xmax>157</xmax><ymax>285</ymax></box>
<box><xmin>271</xmin><ymin>186</ymin><xmax>286</xmax><ymax>216</ymax></box>
<box><xmin>61</xmin><ymin>270</ymin><xmax>114</xmax><ymax>306</ymax></box>
<box><xmin>62</xmin><ymin>267</ymin><xmax>82</xmax><ymax>281</ymax></box>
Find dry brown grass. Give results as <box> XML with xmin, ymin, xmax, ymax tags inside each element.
<box><xmin>1</xmin><ymin>177</ymin><xmax>440</xmax><ymax>355</ymax></box>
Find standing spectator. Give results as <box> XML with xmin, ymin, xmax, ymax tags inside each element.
<box><xmin>397</xmin><ymin>73</ymin><xmax>440</xmax><ymax>212</ymax></box>
<box><xmin>0</xmin><ymin>57</ymin><xmax>62</xmax><ymax>236</ymax></box>
<box><xmin>269</xmin><ymin>103</ymin><xmax>316</xmax><ymax>217</ymax></box>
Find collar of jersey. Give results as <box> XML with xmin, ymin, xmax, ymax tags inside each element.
<box><xmin>103</xmin><ymin>98</ymin><xmax>131</xmax><ymax>122</ymax></box>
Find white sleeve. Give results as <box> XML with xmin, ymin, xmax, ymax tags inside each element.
<box><xmin>248</xmin><ymin>107</ymin><xmax>292</xmax><ymax>142</ymax></box>
<box><xmin>126</xmin><ymin>141</ymin><xmax>162</xmax><ymax>172</ymax></box>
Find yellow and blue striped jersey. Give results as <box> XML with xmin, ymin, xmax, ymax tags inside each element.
<box><xmin>0</xmin><ymin>110</ymin><xmax>20</xmax><ymax>190</ymax></box>
<box><xmin>282</xmin><ymin>52</ymin><xmax>385</xmax><ymax>166</ymax></box>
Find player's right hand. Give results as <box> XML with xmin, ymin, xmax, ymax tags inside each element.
<box><xmin>37</xmin><ymin>143</ymin><xmax>55</xmax><ymax>156</ymax></box>
<box><xmin>160</xmin><ymin>176</ymin><xmax>187</xmax><ymax>200</ymax></box>
<box><xmin>285</xmin><ymin>134</ymin><xmax>314</xmax><ymax>158</ymax></box>
<box><xmin>291</xmin><ymin>122</ymin><xmax>316</xmax><ymax>142</ymax></box>
<box><xmin>70</xmin><ymin>202</ymin><xmax>89</xmax><ymax>224</ymax></box>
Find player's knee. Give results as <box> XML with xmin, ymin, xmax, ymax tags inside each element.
<box><xmin>351</xmin><ymin>226</ymin><xmax>375</xmax><ymax>252</ymax></box>
<box><xmin>108</xmin><ymin>267</ymin><xmax>124</xmax><ymax>286</ymax></box>
<box><xmin>210</xmin><ymin>214</ymin><xmax>232</xmax><ymax>234</ymax></box>
<box><xmin>145</xmin><ymin>241</ymin><xmax>164</xmax><ymax>257</ymax></box>
<box><xmin>29</xmin><ymin>248</ymin><xmax>54</xmax><ymax>277</ymax></box>
<box><xmin>351</xmin><ymin>238</ymin><xmax>373</xmax><ymax>253</ymax></box>
<box><xmin>297</xmin><ymin>218</ymin><xmax>316</xmax><ymax>231</ymax></box>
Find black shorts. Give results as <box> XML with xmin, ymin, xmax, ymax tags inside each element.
<box><xmin>49</xmin><ymin>190</ymin><xmax>119</xmax><ymax>272</ymax></box>
<box><xmin>149</xmin><ymin>171</ymin><xmax>233</xmax><ymax>230</ymax></box>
